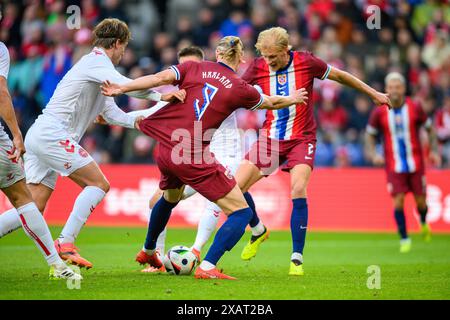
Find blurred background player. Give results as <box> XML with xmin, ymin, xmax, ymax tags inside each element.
<box><xmin>235</xmin><ymin>27</ymin><xmax>390</xmax><ymax>276</ymax></box>
<box><xmin>365</xmin><ymin>72</ymin><xmax>441</xmax><ymax>253</ymax></box>
<box><xmin>0</xmin><ymin>40</ymin><xmax>80</xmax><ymax>280</ymax></box>
<box><xmin>102</xmin><ymin>36</ymin><xmax>308</xmax><ymax>279</ymax></box>
<box><xmin>0</xmin><ymin>18</ymin><xmax>183</xmax><ymax>269</ymax></box>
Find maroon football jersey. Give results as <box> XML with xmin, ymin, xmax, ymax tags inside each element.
<box><xmin>139</xmin><ymin>61</ymin><xmax>263</xmax><ymax>159</ymax></box>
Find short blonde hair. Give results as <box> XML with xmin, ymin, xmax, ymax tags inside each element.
<box><xmin>255</xmin><ymin>27</ymin><xmax>292</xmax><ymax>52</ymax></box>
<box><xmin>216</xmin><ymin>36</ymin><xmax>243</xmax><ymax>64</ymax></box>
<box><xmin>385</xmin><ymin>72</ymin><xmax>406</xmax><ymax>86</ymax></box>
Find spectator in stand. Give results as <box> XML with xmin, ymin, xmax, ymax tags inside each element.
<box><xmin>435</xmin><ymin>95</ymin><xmax>450</xmax><ymax>167</ymax></box>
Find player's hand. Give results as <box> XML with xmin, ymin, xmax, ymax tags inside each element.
<box><xmin>9</xmin><ymin>134</ymin><xmax>25</xmax><ymax>162</ymax></box>
<box><xmin>161</xmin><ymin>89</ymin><xmax>186</xmax><ymax>103</ymax></box>
<box><xmin>292</xmin><ymin>88</ymin><xmax>308</xmax><ymax>105</ymax></box>
<box><xmin>372</xmin><ymin>92</ymin><xmax>391</xmax><ymax>108</ymax></box>
<box><xmin>429</xmin><ymin>151</ymin><xmax>442</xmax><ymax>168</ymax></box>
<box><xmin>372</xmin><ymin>154</ymin><xmax>385</xmax><ymax>166</ymax></box>
<box><xmin>94</xmin><ymin>115</ymin><xmax>108</xmax><ymax>125</ymax></box>
<box><xmin>134</xmin><ymin>115</ymin><xmax>145</xmax><ymax>131</ymax></box>
<box><xmin>101</xmin><ymin>80</ymin><xmax>123</xmax><ymax>97</ymax></box>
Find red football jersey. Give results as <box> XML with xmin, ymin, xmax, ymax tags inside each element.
<box><xmin>139</xmin><ymin>61</ymin><xmax>263</xmax><ymax>158</ymax></box>
<box><xmin>242</xmin><ymin>51</ymin><xmax>330</xmax><ymax>141</ymax></box>
<box><xmin>366</xmin><ymin>97</ymin><xmax>430</xmax><ymax>173</ymax></box>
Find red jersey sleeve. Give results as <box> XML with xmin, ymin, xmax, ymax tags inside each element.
<box><xmin>367</xmin><ymin>107</ymin><xmax>381</xmax><ymax>135</ymax></box>
<box><xmin>305</xmin><ymin>51</ymin><xmax>331</xmax><ymax>80</ymax></box>
<box><xmin>169</xmin><ymin>61</ymin><xmax>196</xmax><ymax>86</ymax></box>
<box><xmin>234</xmin><ymin>81</ymin><xmax>264</xmax><ymax>111</ymax></box>
<box><xmin>241</xmin><ymin>60</ymin><xmax>256</xmax><ymax>85</ymax></box>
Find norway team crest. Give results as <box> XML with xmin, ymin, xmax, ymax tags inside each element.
<box><xmin>277</xmin><ymin>74</ymin><xmax>287</xmax><ymax>85</ymax></box>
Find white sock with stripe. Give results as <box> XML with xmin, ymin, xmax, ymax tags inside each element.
<box><xmin>0</xmin><ymin>208</ymin><xmax>21</xmax><ymax>238</ymax></box>
<box><xmin>17</xmin><ymin>202</ymin><xmax>60</xmax><ymax>265</ymax></box>
<box><xmin>59</xmin><ymin>186</ymin><xmax>106</xmax><ymax>244</ymax></box>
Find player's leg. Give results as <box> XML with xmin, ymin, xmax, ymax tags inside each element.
<box><xmin>235</xmin><ymin>160</ymin><xmax>269</xmax><ymax>260</ymax></box>
<box><xmin>288</xmin><ymin>163</ymin><xmax>312</xmax><ymax>276</ymax></box>
<box><xmin>141</xmin><ymin>188</ymin><xmax>167</xmax><ymax>273</ymax></box>
<box><xmin>52</xmin><ymin>161</ymin><xmax>109</xmax><ymax>268</ymax></box>
<box><xmin>191</xmin><ymin>200</ymin><xmax>221</xmax><ymax>258</ymax></box>
<box><xmin>411</xmin><ymin>172</ymin><xmax>431</xmax><ymax>241</ymax></box>
<box><xmin>393</xmin><ymin>193</ymin><xmax>411</xmax><ymax>252</ymax></box>
<box><xmin>1</xmin><ymin>179</ymin><xmax>81</xmax><ymax>280</ymax></box>
<box><xmin>196</xmin><ymin>184</ymin><xmax>252</xmax><ymax>280</ymax></box>
<box><xmin>136</xmin><ymin>187</ymin><xmax>184</xmax><ymax>268</ymax></box>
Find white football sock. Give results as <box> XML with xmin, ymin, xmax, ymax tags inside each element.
<box><xmin>251</xmin><ymin>221</ymin><xmax>265</xmax><ymax>236</ymax></box>
<box><xmin>17</xmin><ymin>202</ymin><xmax>61</xmax><ymax>265</ymax></box>
<box><xmin>291</xmin><ymin>252</ymin><xmax>303</xmax><ymax>264</ymax></box>
<box><xmin>192</xmin><ymin>202</ymin><xmax>220</xmax><ymax>252</ymax></box>
<box><xmin>59</xmin><ymin>186</ymin><xmax>105</xmax><ymax>244</ymax></box>
<box><xmin>156</xmin><ymin>228</ymin><xmax>167</xmax><ymax>254</ymax></box>
<box><xmin>199</xmin><ymin>260</ymin><xmax>215</xmax><ymax>271</ymax></box>
<box><xmin>181</xmin><ymin>185</ymin><xmax>197</xmax><ymax>200</ymax></box>
<box><xmin>142</xmin><ymin>247</ymin><xmax>156</xmax><ymax>255</ymax></box>
<box><xmin>0</xmin><ymin>208</ymin><xmax>21</xmax><ymax>238</ymax></box>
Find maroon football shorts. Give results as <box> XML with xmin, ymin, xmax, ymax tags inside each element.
<box><xmin>244</xmin><ymin>135</ymin><xmax>317</xmax><ymax>176</ymax></box>
<box><xmin>157</xmin><ymin>145</ymin><xmax>237</xmax><ymax>202</ymax></box>
<box><xmin>386</xmin><ymin>170</ymin><xmax>426</xmax><ymax>196</ymax></box>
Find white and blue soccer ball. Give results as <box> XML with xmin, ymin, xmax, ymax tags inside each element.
<box><xmin>163</xmin><ymin>245</ymin><xmax>198</xmax><ymax>275</ymax></box>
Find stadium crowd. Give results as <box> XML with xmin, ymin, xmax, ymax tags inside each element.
<box><xmin>0</xmin><ymin>0</ymin><xmax>449</xmax><ymax>167</ymax></box>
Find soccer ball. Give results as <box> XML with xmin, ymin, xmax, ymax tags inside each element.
<box><xmin>163</xmin><ymin>245</ymin><xmax>198</xmax><ymax>275</ymax></box>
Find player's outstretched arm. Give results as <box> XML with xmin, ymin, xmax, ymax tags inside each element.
<box><xmin>0</xmin><ymin>77</ymin><xmax>24</xmax><ymax>162</ymax></box>
<box><xmin>260</xmin><ymin>88</ymin><xmax>308</xmax><ymax>110</ymax></box>
<box><xmin>102</xmin><ymin>69</ymin><xmax>176</xmax><ymax>97</ymax></box>
<box><xmin>327</xmin><ymin>67</ymin><xmax>391</xmax><ymax>107</ymax></box>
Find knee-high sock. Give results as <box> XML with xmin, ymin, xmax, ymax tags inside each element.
<box><xmin>0</xmin><ymin>208</ymin><xmax>21</xmax><ymax>238</ymax></box>
<box><xmin>243</xmin><ymin>192</ymin><xmax>265</xmax><ymax>235</ymax></box>
<box><xmin>17</xmin><ymin>202</ymin><xmax>61</xmax><ymax>265</ymax></box>
<box><xmin>203</xmin><ymin>207</ymin><xmax>252</xmax><ymax>266</ymax></box>
<box><xmin>394</xmin><ymin>209</ymin><xmax>408</xmax><ymax>239</ymax></box>
<box><xmin>291</xmin><ymin>198</ymin><xmax>308</xmax><ymax>255</ymax></box>
<box><xmin>59</xmin><ymin>186</ymin><xmax>106</xmax><ymax>244</ymax></box>
<box><xmin>148</xmin><ymin>207</ymin><xmax>167</xmax><ymax>254</ymax></box>
<box><xmin>144</xmin><ymin>197</ymin><xmax>178</xmax><ymax>251</ymax></box>
<box><xmin>192</xmin><ymin>201</ymin><xmax>220</xmax><ymax>252</ymax></box>
<box><xmin>418</xmin><ymin>206</ymin><xmax>428</xmax><ymax>225</ymax></box>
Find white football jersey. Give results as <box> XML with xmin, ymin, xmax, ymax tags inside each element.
<box><xmin>0</xmin><ymin>41</ymin><xmax>10</xmax><ymax>140</ymax></box>
<box><xmin>34</xmin><ymin>47</ymin><xmax>161</xmax><ymax>143</ymax></box>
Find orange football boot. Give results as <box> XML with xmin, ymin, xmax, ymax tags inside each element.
<box><xmin>194</xmin><ymin>266</ymin><xmax>237</xmax><ymax>280</ymax></box>
<box><xmin>54</xmin><ymin>240</ymin><xmax>93</xmax><ymax>269</ymax></box>
<box><xmin>135</xmin><ymin>250</ymin><xmax>163</xmax><ymax>268</ymax></box>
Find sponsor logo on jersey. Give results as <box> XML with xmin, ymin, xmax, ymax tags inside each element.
<box><xmin>6</xmin><ymin>173</ymin><xmax>15</xmax><ymax>181</ymax></box>
<box><xmin>64</xmin><ymin>162</ymin><xmax>72</xmax><ymax>170</ymax></box>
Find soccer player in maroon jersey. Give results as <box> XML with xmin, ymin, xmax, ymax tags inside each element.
<box><xmin>235</xmin><ymin>27</ymin><xmax>391</xmax><ymax>276</ymax></box>
<box><xmin>365</xmin><ymin>72</ymin><xmax>441</xmax><ymax>253</ymax></box>
<box><xmin>101</xmin><ymin>36</ymin><xmax>308</xmax><ymax>279</ymax></box>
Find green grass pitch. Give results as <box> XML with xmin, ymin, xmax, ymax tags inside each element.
<box><xmin>0</xmin><ymin>226</ymin><xmax>449</xmax><ymax>300</ymax></box>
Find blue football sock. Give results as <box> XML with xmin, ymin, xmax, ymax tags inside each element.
<box><xmin>204</xmin><ymin>207</ymin><xmax>252</xmax><ymax>265</ymax></box>
<box><xmin>418</xmin><ymin>206</ymin><xmax>428</xmax><ymax>225</ymax></box>
<box><xmin>394</xmin><ymin>209</ymin><xmax>408</xmax><ymax>239</ymax></box>
<box><xmin>291</xmin><ymin>198</ymin><xmax>308</xmax><ymax>255</ymax></box>
<box><xmin>244</xmin><ymin>192</ymin><xmax>260</xmax><ymax>228</ymax></box>
<box><xmin>144</xmin><ymin>196</ymin><xmax>178</xmax><ymax>250</ymax></box>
